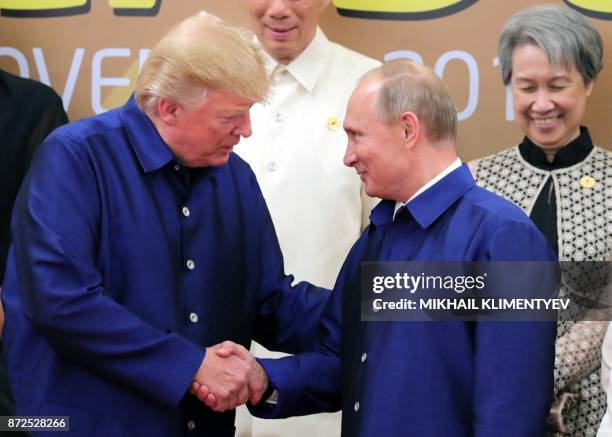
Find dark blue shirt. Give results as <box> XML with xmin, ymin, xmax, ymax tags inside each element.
<box><xmin>258</xmin><ymin>165</ymin><xmax>557</xmax><ymax>437</ymax></box>
<box><xmin>2</xmin><ymin>97</ymin><xmax>328</xmax><ymax>436</ymax></box>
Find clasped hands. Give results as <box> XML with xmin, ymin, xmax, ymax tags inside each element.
<box><xmin>189</xmin><ymin>341</ymin><xmax>269</xmax><ymax>412</ymax></box>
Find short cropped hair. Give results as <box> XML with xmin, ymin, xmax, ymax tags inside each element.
<box><xmin>499</xmin><ymin>4</ymin><xmax>603</xmax><ymax>85</ymax></box>
<box><xmin>365</xmin><ymin>60</ymin><xmax>457</xmax><ymax>143</ymax></box>
<box><xmin>135</xmin><ymin>13</ymin><xmax>269</xmax><ymax>114</ymax></box>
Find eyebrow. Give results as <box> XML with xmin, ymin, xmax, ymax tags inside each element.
<box><xmin>513</xmin><ymin>74</ymin><xmax>572</xmax><ymax>82</ymax></box>
<box><xmin>222</xmin><ymin>108</ymin><xmax>250</xmax><ymax>117</ymax></box>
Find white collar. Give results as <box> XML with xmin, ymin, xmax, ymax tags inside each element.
<box><xmin>258</xmin><ymin>27</ymin><xmax>331</xmax><ymax>93</ymax></box>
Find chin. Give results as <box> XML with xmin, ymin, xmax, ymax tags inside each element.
<box><xmin>363</xmin><ymin>185</ymin><xmax>379</xmax><ymax>199</ymax></box>
<box><xmin>192</xmin><ymin>155</ymin><xmax>230</xmax><ymax>168</ymax></box>
<box><xmin>527</xmin><ymin>134</ymin><xmax>566</xmax><ymax>150</ymax></box>
<box><xmin>216</xmin><ymin>153</ymin><xmax>233</xmax><ymax>166</ymax></box>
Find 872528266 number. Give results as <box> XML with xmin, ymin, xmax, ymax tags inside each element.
<box><xmin>0</xmin><ymin>416</ymin><xmax>69</xmax><ymax>432</ymax></box>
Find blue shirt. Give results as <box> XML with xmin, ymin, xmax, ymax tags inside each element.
<box><xmin>1</xmin><ymin>97</ymin><xmax>328</xmax><ymax>436</ymax></box>
<box><xmin>257</xmin><ymin>165</ymin><xmax>557</xmax><ymax>437</ymax></box>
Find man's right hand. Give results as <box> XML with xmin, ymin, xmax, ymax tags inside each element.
<box><xmin>191</xmin><ymin>341</ymin><xmax>252</xmax><ymax>412</ymax></box>
<box><xmin>189</xmin><ymin>340</ymin><xmax>269</xmax><ymax>411</ymax></box>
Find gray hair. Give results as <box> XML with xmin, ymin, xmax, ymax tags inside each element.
<box><xmin>365</xmin><ymin>60</ymin><xmax>457</xmax><ymax>143</ymax></box>
<box><xmin>499</xmin><ymin>4</ymin><xmax>603</xmax><ymax>85</ymax></box>
<box><xmin>136</xmin><ymin>13</ymin><xmax>269</xmax><ymax>115</ymax></box>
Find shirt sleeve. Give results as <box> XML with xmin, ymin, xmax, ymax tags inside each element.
<box><xmin>250</xmin><ymin>234</ymin><xmax>364</xmax><ymax>418</ymax></box>
<box><xmin>554</xmin><ymin>319</ymin><xmax>608</xmax><ymax>394</ymax></box>
<box><xmin>251</xmin><ymin>296</ymin><xmax>342</xmax><ymax>418</ymax></box>
<box><xmin>473</xmin><ymin>221</ymin><xmax>557</xmax><ymax>437</ymax></box>
<box><xmin>11</xmin><ymin>133</ymin><xmax>204</xmax><ymax>408</ymax></box>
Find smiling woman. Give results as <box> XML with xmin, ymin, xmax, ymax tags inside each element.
<box><xmin>469</xmin><ymin>5</ymin><xmax>611</xmax><ymax>436</ymax></box>
<box><xmin>509</xmin><ymin>44</ymin><xmax>593</xmax><ymax>161</ymax></box>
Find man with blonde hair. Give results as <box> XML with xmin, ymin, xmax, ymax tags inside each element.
<box><xmin>202</xmin><ymin>60</ymin><xmax>558</xmax><ymax>435</ymax></box>
<box><xmin>1</xmin><ymin>13</ymin><xmax>327</xmax><ymax>436</ymax></box>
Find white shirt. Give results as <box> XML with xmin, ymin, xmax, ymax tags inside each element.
<box><xmin>235</xmin><ymin>28</ymin><xmax>380</xmax><ymax>288</ymax></box>
<box><xmin>234</xmin><ymin>28</ymin><xmax>379</xmax><ymax>437</ymax></box>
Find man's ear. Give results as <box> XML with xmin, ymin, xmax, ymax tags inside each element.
<box><xmin>399</xmin><ymin>111</ymin><xmax>420</xmax><ymax>148</ymax></box>
<box><xmin>157</xmin><ymin>98</ymin><xmax>180</xmax><ymax>126</ymax></box>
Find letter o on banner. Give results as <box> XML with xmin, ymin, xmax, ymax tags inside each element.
<box><xmin>384</xmin><ymin>50</ymin><xmax>424</xmax><ymax>65</ymax></box>
<box><xmin>0</xmin><ymin>47</ymin><xmax>29</xmax><ymax>77</ymax></box>
<box><xmin>435</xmin><ymin>50</ymin><xmax>479</xmax><ymax>121</ymax></box>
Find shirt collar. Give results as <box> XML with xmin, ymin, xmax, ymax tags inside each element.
<box><xmin>372</xmin><ymin>163</ymin><xmax>474</xmax><ymax>230</ymax></box>
<box><xmin>259</xmin><ymin>27</ymin><xmax>331</xmax><ymax>93</ymax></box>
<box><xmin>393</xmin><ymin>158</ymin><xmax>462</xmax><ymax>219</ymax></box>
<box><xmin>518</xmin><ymin>126</ymin><xmax>593</xmax><ymax>170</ymax></box>
<box><xmin>410</xmin><ymin>158</ymin><xmax>462</xmax><ymax>202</ymax></box>
<box><xmin>119</xmin><ymin>95</ymin><xmax>174</xmax><ymax>173</ymax></box>
<box><xmin>120</xmin><ymin>96</ymin><xmax>222</xmax><ymax>180</ymax></box>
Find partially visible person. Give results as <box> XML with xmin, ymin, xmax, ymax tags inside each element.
<box><xmin>236</xmin><ymin>0</ymin><xmax>379</xmax><ymax>289</ymax></box>
<box><xmin>0</xmin><ymin>70</ymin><xmax>67</xmax><ymax>433</ymax></box>
<box><xmin>0</xmin><ymin>70</ymin><xmax>68</xmax><ymax>285</ymax></box>
<box><xmin>234</xmin><ymin>1</ymin><xmax>379</xmax><ymax>435</ymax></box>
<box><xmin>469</xmin><ymin>5</ymin><xmax>610</xmax><ymax>436</ymax></box>
<box><xmin>1</xmin><ymin>14</ymin><xmax>328</xmax><ymax>436</ymax></box>
<box><xmin>197</xmin><ymin>59</ymin><xmax>558</xmax><ymax>436</ymax></box>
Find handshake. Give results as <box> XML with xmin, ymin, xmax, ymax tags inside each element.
<box><xmin>189</xmin><ymin>341</ymin><xmax>270</xmax><ymax>412</ymax></box>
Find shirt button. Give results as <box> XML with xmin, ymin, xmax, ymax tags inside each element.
<box><xmin>273</xmin><ymin>112</ymin><xmax>283</xmax><ymax>123</ymax></box>
<box><xmin>266</xmin><ymin>161</ymin><xmax>278</xmax><ymax>172</ymax></box>
<box><xmin>189</xmin><ymin>312</ymin><xmax>199</xmax><ymax>323</ymax></box>
<box><xmin>186</xmin><ymin>259</ymin><xmax>195</xmax><ymax>270</ymax></box>
<box><xmin>182</xmin><ymin>206</ymin><xmax>190</xmax><ymax>217</ymax></box>
<box><xmin>174</xmin><ymin>164</ymin><xmax>181</xmax><ymax>171</ymax></box>
<box><xmin>187</xmin><ymin>420</ymin><xmax>196</xmax><ymax>431</ymax></box>
<box><xmin>354</xmin><ymin>401</ymin><xmax>360</xmax><ymax>412</ymax></box>
<box><xmin>361</xmin><ymin>353</ymin><xmax>367</xmax><ymax>363</ymax></box>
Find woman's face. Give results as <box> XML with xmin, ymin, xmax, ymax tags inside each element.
<box><xmin>511</xmin><ymin>44</ymin><xmax>593</xmax><ymax>155</ymax></box>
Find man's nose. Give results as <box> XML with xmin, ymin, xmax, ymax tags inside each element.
<box><xmin>267</xmin><ymin>0</ymin><xmax>290</xmax><ymax>19</ymax></box>
<box><xmin>343</xmin><ymin>142</ymin><xmax>357</xmax><ymax>168</ymax></box>
<box><xmin>237</xmin><ymin>113</ymin><xmax>252</xmax><ymax>138</ymax></box>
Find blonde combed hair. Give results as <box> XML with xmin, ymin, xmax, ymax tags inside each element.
<box><xmin>136</xmin><ymin>13</ymin><xmax>269</xmax><ymax>114</ymax></box>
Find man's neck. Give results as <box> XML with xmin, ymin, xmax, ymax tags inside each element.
<box><xmin>405</xmin><ymin>157</ymin><xmax>461</xmax><ymax>203</ymax></box>
<box><xmin>397</xmin><ymin>143</ymin><xmax>458</xmax><ymax>202</ymax></box>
